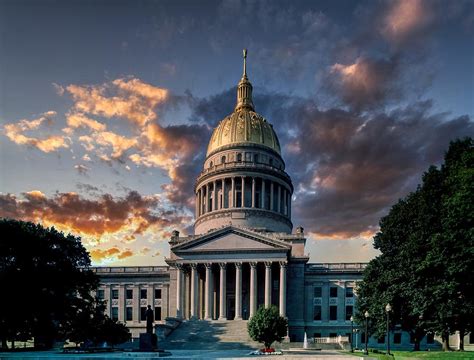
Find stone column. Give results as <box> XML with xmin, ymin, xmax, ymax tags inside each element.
<box><xmin>265</xmin><ymin>262</ymin><xmax>272</xmax><ymax>308</ymax></box>
<box><xmin>176</xmin><ymin>265</ymin><xmax>183</xmax><ymax>318</ymax></box>
<box><xmin>205</xmin><ymin>183</ymin><xmax>209</xmax><ymax>213</ymax></box>
<box><xmin>231</xmin><ymin>177</ymin><xmax>235</xmax><ymax>208</ymax></box>
<box><xmin>270</xmin><ymin>182</ymin><xmax>274</xmax><ymax>211</ymax></box>
<box><xmin>277</xmin><ymin>184</ymin><xmax>281</xmax><ymax>213</ymax></box>
<box><xmin>133</xmin><ymin>284</ymin><xmax>140</xmax><ymax>322</ymax></box>
<box><xmin>213</xmin><ymin>180</ymin><xmax>217</xmax><ymax>211</ymax></box>
<box><xmin>221</xmin><ymin>178</ymin><xmax>225</xmax><ymax>209</ymax></box>
<box><xmin>235</xmin><ymin>262</ymin><xmax>242</xmax><ymax>320</ymax></box>
<box><xmin>218</xmin><ymin>263</ymin><xmax>227</xmax><ymax>320</ymax></box>
<box><xmin>204</xmin><ymin>263</ymin><xmax>213</xmax><ymax>320</ymax></box>
<box><xmin>195</xmin><ymin>192</ymin><xmax>199</xmax><ymax>217</ymax></box>
<box><xmin>190</xmin><ymin>264</ymin><xmax>198</xmax><ymax>318</ymax></box>
<box><xmin>241</xmin><ymin>176</ymin><xmax>245</xmax><ymax>207</ymax></box>
<box><xmin>118</xmin><ymin>284</ymin><xmax>125</xmax><ymax>321</ymax></box>
<box><xmin>250</xmin><ymin>262</ymin><xmax>257</xmax><ymax>317</ymax></box>
<box><xmin>279</xmin><ymin>262</ymin><xmax>287</xmax><ymax>317</ymax></box>
<box><xmin>261</xmin><ymin>179</ymin><xmax>266</xmax><ymax>209</ymax></box>
<box><xmin>288</xmin><ymin>191</ymin><xmax>291</xmax><ymax>218</ymax></box>
<box><xmin>251</xmin><ymin>177</ymin><xmax>256</xmax><ymax>207</ymax></box>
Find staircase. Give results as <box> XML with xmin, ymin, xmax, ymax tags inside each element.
<box><xmin>160</xmin><ymin>319</ymin><xmax>262</xmax><ymax>350</ymax></box>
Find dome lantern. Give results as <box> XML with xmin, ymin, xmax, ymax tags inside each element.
<box><xmin>235</xmin><ymin>49</ymin><xmax>255</xmax><ymax>112</ymax></box>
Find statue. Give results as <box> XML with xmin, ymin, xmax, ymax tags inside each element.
<box><xmin>145</xmin><ymin>305</ymin><xmax>154</xmax><ymax>334</ymax></box>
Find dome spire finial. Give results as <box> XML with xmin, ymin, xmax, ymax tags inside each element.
<box><xmin>243</xmin><ymin>48</ymin><xmax>248</xmax><ymax>77</ymax></box>
<box><xmin>235</xmin><ymin>48</ymin><xmax>254</xmax><ymax>111</ymax></box>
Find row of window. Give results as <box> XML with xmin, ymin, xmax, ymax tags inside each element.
<box><xmin>111</xmin><ymin>306</ymin><xmax>162</xmax><ymax>322</ymax></box>
<box><xmin>97</xmin><ymin>288</ymin><xmax>162</xmax><ymax>300</ymax></box>
<box><xmin>208</xmin><ymin>153</ymin><xmax>281</xmax><ymax>169</ymax></box>
<box><xmin>313</xmin><ymin>305</ymin><xmax>353</xmax><ymax>321</ymax></box>
<box><xmin>314</xmin><ymin>286</ymin><xmax>354</xmax><ymax>298</ymax></box>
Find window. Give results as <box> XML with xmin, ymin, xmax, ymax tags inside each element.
<box><xmin>313</xmin><ymin>305</ymin><xmax>322</xmax><ymax>321</ymax></box>
<box><xmin>237</xmin><ymin>153</ymin><xmax>242</xmax><ymax>162</ymax></box>
<box><xmin>126</xmin><ymin>289</ymin><xmax>133</xmax><ymax>299</ymax></box>
<box><xmin>126</xmin><ymin>307</ymin><xmax>133</xmax><ymax>321</ymax></box>
<box><xmin>330</xmin><ymin>287</ymin><xmax>338</xmax><ymax>297</ymax></box>
<box><xmin>254</xmin><ymin>154</ymin><xmax>259</xmax><ymax>163</ymax></box>
<box><xmin>329</xmin><ymin>333</ymin><xmax>337</xmax><ymax>338</ymax></box>
<box><xmin>394</xmin><ymin>333</ymin><xmax>402</xmax><ymax>344</ymax></box>
<box><xmin>329</xmin><ymin>305</ymin><xmax>338</xmax><ymax>320</ymax></box>
<box><xmin>111</xmin><ymin>307</ymin><xmax>118</xmax><ymax>321</ymax></box>
<box><xmin>221</xmin><ymin>155</ymin><xmax>226</xmax><ymax>164</ymax></box>
<box><xmin>361</xmin><ymin>332</ymin><xmax>366</xmax><ymax>343</ymax></box>
<box><xmin>427</xmin><ymin>333</ymin><xmax>434</xmax><ymax>344</ymax></box>
<box><xmin>345</xmin><ymin>287</ymin><xmax>354</xmax><ymax>297</ymax></box>
<box><xmin>269</xmin><ymin>158</ymin><xmax>273</xmax><ymax>166</ymax></box>
<box><xmin>377</xmin><ymin>336</ymin><xmax>385</xmax><ymax>344</ymax></box>
<box><xmin>313</xmin><ymin>287</ymin><xmax>322</xmax><ymax>297</ymax></box>
<box><xmin>155</xmin><ymin>289</ymin><xmax>162</xmax><ymax>299</ymax></box>
<box><xmin>209</xmin><ymin>161</ymin><xmax>213</xmax><ymax>168</ymax></box>
<box><xmin>470</xmin><ymin>332</ymin><xmax>474</xmax><ymax>344</ymax></box>
<box><xmin>345</xmin><ymin>305</ymin><xmax>353</xmax><ymax>321</ymax></box>
<box><xmin>410</xmin><ymin>333</ymin><xmax>416</xmax><ymax>343</ymax></box>
<box><xmin>140</xmin><ymin>289</ymin><xmax>147</xmax><ymax>299</ymax></box>
<box><xmin>141</xmin><ymin>307</ymin><xmax>147</xmax><ymax>321</ymax></box>
<box><xmin>314</xmin><ymin>333</ymin><xmax>321</xmax><ymax>339</ymax></box>
<box><xmin>97</xmin><ymin>289</ymin><xmax>104</xmax><ymax>299</ymax></box>
<box><xmin>112</xmin><ymin>289</ymin><xmax>119</xmax><ymax>299</ymax></box>
<box><xmin>155</xmin><ymin>307</ymin><xmax>162</xmax><ymax>321</ymax></box>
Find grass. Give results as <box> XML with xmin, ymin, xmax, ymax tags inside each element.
<box><xmin>341</xmin><ymin>350</ymin><xmax>474</xmax><ymax>360</ymax></box>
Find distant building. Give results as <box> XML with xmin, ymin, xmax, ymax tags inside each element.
<box><xmin>93</xmin><ymin>52</ymin><xmax>472</xmax><ymax>351</ymax></box>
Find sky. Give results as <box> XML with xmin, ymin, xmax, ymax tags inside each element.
<box><xmin>1</xmin><ymin>0</ymin><xmax>473</xmax><ymax>266</ymax></box>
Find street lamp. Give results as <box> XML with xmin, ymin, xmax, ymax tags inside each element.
<box><xmin>386</xmin><ymin>303</ymin><xmax>392</xmax><ymax>355</ymax></box>
<box><xmin>350</xmin><ymin>316</ymin><xmax>354</xmax><ymax>352</ymax></box>
<box><xmin>364</xmin><ymin>311</ymin><xmax>369</xmax><ymax>355</ymax></box>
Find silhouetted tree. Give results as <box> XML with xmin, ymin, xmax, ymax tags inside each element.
<box><xmin>0</xmin><ymin>220</ymin><xmax>97</xmax><ymax>349</ymax></box>
<box><xmin>356</xmin><ymin>138</ymin><xmax>474</xmax><ymax>351</ymax></box>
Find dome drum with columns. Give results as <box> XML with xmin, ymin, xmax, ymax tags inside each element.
<box><xmin>194</xmin><ymin>50</ymin><xmax>293</xmax><ymax>235</ymax></box>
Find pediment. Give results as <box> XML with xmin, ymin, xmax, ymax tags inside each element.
<box><xmin>172</xmin><ymin>227</ymin><xmax>290</xmax><ymax>254</ymax></box>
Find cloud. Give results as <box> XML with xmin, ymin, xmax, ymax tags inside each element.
<box><xmin>89</xmin><ymin>247</ymin><xmax>134</xmax><ymax>262</ymax></box>
<box><xmin>3</xmin><ymin>111</ymin><xmax>70</xmax><ymax>153</ymax></box>
<box><xmin>66</xmin><ymin>77</ymin><xmax>168</xmax><ymax>126</ymax></box>
<box><xmin>66</xmin><ymin>113</ymin><xmax>106</xmax><ymax>132</ymax></box>
<box><xmin>0</xmin><ymin>190</ymin><xmax>192</xmax><ymax>242</ymax></box>
<box><xmin>329</xmin><ymin>56</ymin><xmax>399</xmax><ymax>110</ymax></box>
<box><xmin>381</xmin><ymin>0</ymin><xmax>435</xmax><ymax>45</ymax></box>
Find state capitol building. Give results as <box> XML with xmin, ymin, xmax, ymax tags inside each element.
<box><xmin>92</xmin><ymin>52</ymin><xmax>446</xmax><ymax>350</ymax></box>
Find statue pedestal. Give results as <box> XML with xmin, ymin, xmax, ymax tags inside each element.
<box><xmin>139</xmin><ymin>333</ymin><xmax>157</xmax><ymax>351</ymax></box>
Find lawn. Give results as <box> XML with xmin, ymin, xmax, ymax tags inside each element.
<box><xmin>342</xmin><ymin>350</ymin><xmax>474</xmax><ymax>360</ymax></box>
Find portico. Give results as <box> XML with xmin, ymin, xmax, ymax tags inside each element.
<box><xmin>166</xmin><ymin>226</ymin><xmax>291</xmax><ymax>321</ymax></box>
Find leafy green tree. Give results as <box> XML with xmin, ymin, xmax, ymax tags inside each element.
<box><xmin>0</xmin><ymin>219</ymin><xmax>97</xmax><ymax>349</ymax></box>
<box><xmin>247</xmin><ymin>305</ymin><xmax>287</xmax><ymax>351</ymax></box>
<box><xmin>356</xmin><ymin>138</ymin><xmax>474</xmax><ymax>351</ymax></box>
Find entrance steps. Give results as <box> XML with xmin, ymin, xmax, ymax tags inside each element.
<box><xmin>160</xmin><ymin>319</ymin><xmax>262</xmax><ymax>350</ymax></box>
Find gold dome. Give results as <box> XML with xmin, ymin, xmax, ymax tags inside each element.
<box><xmin>206</xmin><ymin>108</ymin><xmax>281</xmax><ymax>156</ymax></box>
<box><xmin>206</xmin><ymin>49</ymin><xmax>281</xmax><ymax>157</ymax></box>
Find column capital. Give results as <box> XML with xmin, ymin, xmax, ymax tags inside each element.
<box><xmin>279</xmin><ymin>261</ymin><xmax>288</xmax><ymax>268</ymax></box>
<box><xmin>264</xmin><ymin>261</ymin><xmax>273</xmax><ymax>268</ymax></box>
<box><xmin>219</xmin><ymin>262</ymin><xmax>227</xmax><ymax>269</ymax></box>
<box><xmin>190</xmin><ymin>263</ymin><xmax>198</xmax><ymax>270</ymax></box>
<box><xmin>175</xmin><ymin>263</ymin><xmax>184</xmax><ymax>270</ymax></box>
<box><xmin>234</xmin><ymin>262</ymin><xmax>242</xmax><ymax>269</ymax></box>
<box><xmin>249</xmin><ymin>262</ymin><xmax>258</xmax><ymax>268</ymax></box>
<box><xmin>204</xmin><ymin>263</ymin><xmax>213</xmax><ymax>269</ymax></box>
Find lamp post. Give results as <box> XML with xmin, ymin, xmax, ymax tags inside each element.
<box><xmin>364</xmin><ymin>311</ymin><xmax>369</xmax><ymax>355</ymax></box>
<box><xmin>386</xmin><ymin>303</ymin><xmax>392</xmax><ymax>355</ymax></box>
<box><xmin>350</xmin><ymin>316</ymin><xmax>354</xmax><ymax>352</ymax></box>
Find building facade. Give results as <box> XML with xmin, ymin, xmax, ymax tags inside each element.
<box><xmin>94</xmin><ymin>52</ymin><xmax>471</xmax><ymax>350</ymax></box>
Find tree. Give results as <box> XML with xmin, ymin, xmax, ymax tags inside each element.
<box><xmin>356</xmin><ymin>138</ymin><xmax>474</xmax><ymax>351</ymax></box>
<box><xmin>247</xmin><ymin>305</ymin><xmax>287</xmax><ymax>351</ymax></box>
<box><xmin>0</xmin><ymin>219</ymin><xmax>98</xmax><ymax>349</ymax></box>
